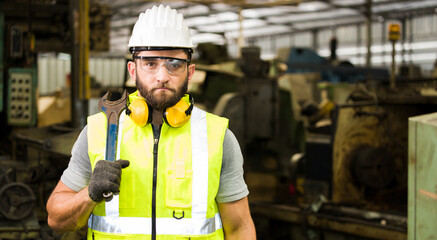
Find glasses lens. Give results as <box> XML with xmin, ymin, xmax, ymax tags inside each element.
<box><xmin>165</xmin><ymin>59</ymin><xmax>186</xmax><ymax>75</ymax></box>
<box><xmin>138</xmin><ymin>57</ymin><xmax>187</xmax><ymax>75</ymax></box>
<box><xmin>139</xmin><ymin>58</ymin><xmax>159</xmax><ymax>72</ymax></box>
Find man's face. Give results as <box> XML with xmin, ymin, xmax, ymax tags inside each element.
<box><xmin>128</xmin><ymin>49</ymin><xmax>195</xmax><ymax>111</ymax></box>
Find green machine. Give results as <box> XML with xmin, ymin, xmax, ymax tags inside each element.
<box><xmin>408</xmin><ymin>112</ymin><xmax>437</xmax><ymax>240</ymax></box>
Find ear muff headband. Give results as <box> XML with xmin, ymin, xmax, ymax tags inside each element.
<box><xmin>127</xmin><ymin>94</ymin><xmax>193</xmax><ymax>128</ymax></box>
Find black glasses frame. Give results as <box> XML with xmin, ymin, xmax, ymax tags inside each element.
<box><xmin>133</xmin><ymin>56</ymin><xmax>190</xmax><ymax>64</ymax></box>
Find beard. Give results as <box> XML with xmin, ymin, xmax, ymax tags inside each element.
<box><xmin>136</xmin><ymin>72</ymin><xmax>188</xmax><ymax>111</ymax></box>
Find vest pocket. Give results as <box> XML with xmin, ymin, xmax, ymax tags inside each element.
<box><xmin>165</xmin><ymin>169</ymin><xmax>193</xmax><ymax>209</ymax></box>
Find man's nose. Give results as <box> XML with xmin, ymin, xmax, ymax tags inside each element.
<box><xmin>155</xmin><ymin>62</ymin><xmax>170</xmax><ymax>81</ymax></box>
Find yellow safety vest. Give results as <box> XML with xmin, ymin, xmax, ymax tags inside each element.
<box><xmin>86</xmin><ymin>94</ymin><xmax>228</xmax><ymax>240</ymax></box>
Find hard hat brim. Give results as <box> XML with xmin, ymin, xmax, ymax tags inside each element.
<box><xmin>129</xmin><ymin>46</ymin><xmax>194</xmax><ymax>54</ymax></box>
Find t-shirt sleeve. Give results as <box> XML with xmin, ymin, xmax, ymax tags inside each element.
<box><xmin>60</xmin><ymin>125</ymin><xmax>92</xmax><ymax>192</ymax></box>
<box><xmin>216</xmin><ymin>129</ymin><xmax>249</xmax><ymax>203</ymax></box>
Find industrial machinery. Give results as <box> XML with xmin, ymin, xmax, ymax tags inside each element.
<box><xmin>408</xmin><ymin>112</ymin><xmax>437</xmax><ymax>240</ymax></box>
<box><xmin>0</xmin><ymin>1</ymin><xmax>111</xmax><ymax>239</ymax></box>
<box><xmin>0</xmin><ymin>161</ymin><xmax>39</xmax><ymax>239</ymax></box>
<box><xmin>191</xmin><ymin>45</ymin><xmax>437</xmax><ymax>239</ymax></box>
<box><xmin>252</xmin><ymin>56</ymin><xmax>437</xmax><ymax>239</ymax></box>
<box><xmin>285</xmin><ymin>47</ymin><xmax>389</xmax><ymax>83</ymax></box>
<box><xmin>331</xmin><ymin>84</ymin><xmax>437</xmax><ymax>212</ymax></box>
<box><xmin>215</xmin><ymin>47</ymin><xmax>298</xmax><ymax>179</ymax></box>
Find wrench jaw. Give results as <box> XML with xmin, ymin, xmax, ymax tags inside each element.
<box><xmin>98</xmin><ymin>90</ymin><xmax>129</xmax><ymax>113</ymax></box>
<box><xmin>97</xmin><ymin>90</ymin><xmax>129</xmax><ymax>201</ymax></box>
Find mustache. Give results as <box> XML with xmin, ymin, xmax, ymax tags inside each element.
<box><xmin>152</xmin><ymin>83</ymin><xmax>175</xmax><ymax>92</ymax></box>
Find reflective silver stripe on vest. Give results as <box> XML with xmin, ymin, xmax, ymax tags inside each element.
<box><xmin>88</xmin><ymin>212</ymin><xmax>222</xmax><ymax>235</ymax></box>
<box><xmin>190</xmin><ymin>107</ymin><xmax>208</xmax><ymax>219</ymax></box>
<box><xmin>89</xmin><ymin>107</ymin><xmax>222</xmax><ymax>235</ymax></box>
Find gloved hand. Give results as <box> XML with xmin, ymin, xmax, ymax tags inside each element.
<box><xmin>88</xmin><ymin>159</ymin><xmax>130</xmax><ymax>202</ymax></box>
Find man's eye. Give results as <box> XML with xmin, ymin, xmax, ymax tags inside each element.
<box><xmin>168</xmin><ymin>61</ymin><xmax>182</xmax><ymax>69</ymax></box>
<box><xmin>144</xmin><ymin>61</ymin><xmax>157</xmax><ymax>67</ymax></box>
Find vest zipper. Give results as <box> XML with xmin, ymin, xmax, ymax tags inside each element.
<box><xmin>152</xmin><ymin>137</ymin><xmax>159</xmax><ymax>240</ymax></box>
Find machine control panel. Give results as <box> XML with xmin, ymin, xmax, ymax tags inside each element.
<box><xmin>8</xmin><ymin>68</ymin><xmax>36</xmax><ymax>126</ymax></box>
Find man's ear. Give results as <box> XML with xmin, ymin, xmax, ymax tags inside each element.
<box><xmin>187</xmin><ymin>64</ymin><xmax>196</xmax><ymax>81</ymax></box>
<box><xmin>127</xmin><ymin>61</ymin><xmax>136</xmax><ymax>81</ymax></box>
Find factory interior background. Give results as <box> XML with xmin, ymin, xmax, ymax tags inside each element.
<box><xmin>0</xmin><ymin>0</ymin><xmax>437</xmax><ymax>239</ymax></box>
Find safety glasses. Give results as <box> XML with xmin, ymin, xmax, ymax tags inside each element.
<box><xmin>134</xmin><ymin>56</ymin><xmax>190</xmax><ymax>76</ymax></box>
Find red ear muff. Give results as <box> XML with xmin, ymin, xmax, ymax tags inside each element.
<box><xmin>164</xmin><ymin>95</ymin><xmax>193</xmax><ymax>128</ymax></box>
<box><xmin>127</xmin><ymin>98</ymin><xmax>152</xmax><ymax>127</ymax></box>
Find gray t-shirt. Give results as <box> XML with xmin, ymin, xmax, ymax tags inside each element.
<box><xmin>61</xmin><ymin>125</ymin><xmax>248</xmax><ymax>203</ymax></box>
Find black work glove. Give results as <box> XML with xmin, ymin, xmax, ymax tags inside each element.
<box><xmin>88</xmin><ymin>159</ymin><xmax>130</xmax><ymax>202</ymax></box>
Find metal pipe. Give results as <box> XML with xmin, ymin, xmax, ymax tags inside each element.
<box><xmin>381</xmin><ymin>18</ymin><xmax>386</xmax><ymax>67</ymax></box>
<box><xmin>70</xmin><ymin>0</ymin><xmax>89</xmax><ymax>128</ymax></box>
<box><xmin>312</xmin><ymin>29</ymin><xmax>318</xmax><ymax>52</ymax></box>
<box><xmin>408</xmin><ymin>16</ymin><xmax>414</xmax><ymax>79</ymax></box>
<box><xmin>391</xmin><ymin>40</ymin><xmax>396</xmax><ymax>88</ymax></box>
<box><xmin>365</xmin><ymin>0</ymin><xmax>372</xmax><ymax>68</ymax></box>
<box><xmin>237</xmin><ymin>7</ymin><xmax>244</xmax><ymax>58</ymax></box>
<box><xmin>357</xmin><ymin>23</ymin><xmax>362</xmax><ymax>64</ymax></box>
<box><xmin>321</xmin><ymin>205</ymin><xmax>407</xmax><ymax>225</ymax></box>
<box><xmin>401</xmin><ymin>18</ymin><xmax>406</xmax><ymax>66</ymax></box>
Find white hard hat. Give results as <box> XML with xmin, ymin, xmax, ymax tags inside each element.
<box><xmin>128</xmin><ymin>5</ymin><xmax>194</xmax><ymax>53</ymax></box>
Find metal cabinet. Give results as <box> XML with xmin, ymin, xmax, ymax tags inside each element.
<box><xmin>408</xmin><ymin>112</ymin><xmax>437</xmax><ymax>240</ymax></box>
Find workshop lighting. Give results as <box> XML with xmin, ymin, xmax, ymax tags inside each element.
<box><xmin>293</xmin><ymin>16</ymin><xmax>363</xmax><ymax>30</ymax></box>
<box><xmin>317</xmin><ymin>39</ymin><xmax>437</xmax><ymax>70</ymax></box>
<box><xmin>226</xmin><ymin>24</ymin><xmax>291</xmax><ymax>39</ymax></box>
<box><xmin>178</xmin><ymin>4</ymin><xmax>209</xmax><ymax>16</ymax></box>
<box><xmin>333</xmin><ymin>0</ymin><xmax>404</xmax><ymax>7</ymax></box>
<box><xmin>409</xmin><ymin>41</ymin><xmax>437</xmax><ymax>51</ymax></box>
<box><xmin>185</xmin><ymin>16</ymin><xmax>218</xmax><ymax>27</ymax></box>
<box><xmin>319</xmin><ymin>40</ymin><xmax>437</xmax><ymax>57</ymax></box>
<box><xmin>214</xmin><ymin>11</ymin><xmax>239</xmax><ymax>22</ymax></box>
<box><xmin>267</xmin><ymin>8</ymin><xmax>358</xmax><ymax>24</ymax></box>
<box><xmin>298</xmin><ymin>1</ymin><xmax>330</xmax><ymax>12</ymax></box>
<box><xmin>210</xmin><ymin>3</ymin><xmax>234</xmax><ymax>11</ymax></box>
<box><xmin>191</xmin><ymin>33</ymin><xmax>226</xmax><ymax>44</ymax></box>
<box><xmin>242</xmin><ymin>7</ymin><xmax>289</xmax><ymax>18</ymax></box>
<box><xmin>197</xmin><ymin>19</ymin><xmax>266</xmax><ymax>33</ymax></box>
<box><xmin>373</xmin><ymin>0</ymin><xmax>437</xmax><ymax>13</ymax></box>
<box><xmin>349</xmin><ymin>52</ymin><xmax>437</xmax><ymax>65</ymax></box>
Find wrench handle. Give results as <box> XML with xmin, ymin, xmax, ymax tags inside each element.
<box><xmin>105</xmin><ymin>122</ymin><xmax>118</xmax><ymax>162</ymax></box>
<box><xmin>98</xmin><ymin>90</ymin><xmax>129</xmax><ymax>201</ymax></box>
<box><xmin>103</xmin><ymin>122</ymin><xmax>118</xmax><ymax>200</ymax></box>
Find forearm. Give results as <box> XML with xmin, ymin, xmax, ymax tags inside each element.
<box><xmin>224</xmin><ymin>223</ymin><xmax>256</xmax><ymax>240</ymax></box>
<box><xmin>47</xmin><ymin>185</ymin><xmax>97</xmax><ymax>233</ymax></box>
<box><xmin>218</xmin><ymin>197</ymin><xmax>256</xmax><ymax>240</ymax></box>
<box><xmin>223</xmin><ymin>217</ymin><xmax>256</xmax><ymax>240</ymax></box>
